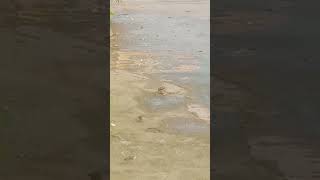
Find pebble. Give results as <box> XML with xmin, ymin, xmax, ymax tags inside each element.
<box><xmin>124</xmin><ymin>155</ymin><xmax>136</xmax><ymax>161</ymax></box>
<box><xmin>136</xmin><ymin>115</ymin><xmax>144</xmax><ymax>122</ymax></box>
<box><xmin>157</xmin><ymin>86</ymin><xmax>167</xmax><ymax>95</ymax></box>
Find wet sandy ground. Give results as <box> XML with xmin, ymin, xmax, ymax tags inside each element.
<box><xmin>111</xmin><ymin>0</ymin><xmax>210</xmax><ymax>179</ymax></box>
<box><xmin>214</xmin><ymin>0</ymin><xmax>320</xmax><ymax>179</ymax></box>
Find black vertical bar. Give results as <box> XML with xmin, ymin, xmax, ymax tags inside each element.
<box><xmin>0</xmin><ymin>0</ymin><xmax>110</xmax><ymax>179</ymax></box>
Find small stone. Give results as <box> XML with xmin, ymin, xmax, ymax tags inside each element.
<box><xmin>124</xmin><ymin>155</ymin><xmax>136</xmax><ymax>161</ymax></box>
<box><xmin>136</xmin><ymin>115</ymin><xmax>144</xmax><ymax>122</ymax></box>
<box><xmin>157</xmin><ymin>86</ymin><xmax>167</xmax><ymax>95</ymax></box>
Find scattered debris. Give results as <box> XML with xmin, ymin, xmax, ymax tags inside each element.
<box><xmin>157</xmin><ymin>86</ymin><xmax>167</xmax><ymax>95</ymax></box>
<box><xmin>156</xmin><ymin>82</ymin><xmax>186</xmax><ymax>95</ymax></box>
<box><xmin>124</xmin><ymin>155</ymin><xmax>136</xmax><ymax>161</ymax></box>
<box><xmin>146</xmin><ymin>127</ymin><xmax>163</xmax><ymax>133</ymax></box>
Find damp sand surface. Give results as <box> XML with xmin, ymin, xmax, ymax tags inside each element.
<box><xmin>110</xmin><ymin>0</ymin><xmax>210</xmax><ymax>179</ymax></box>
